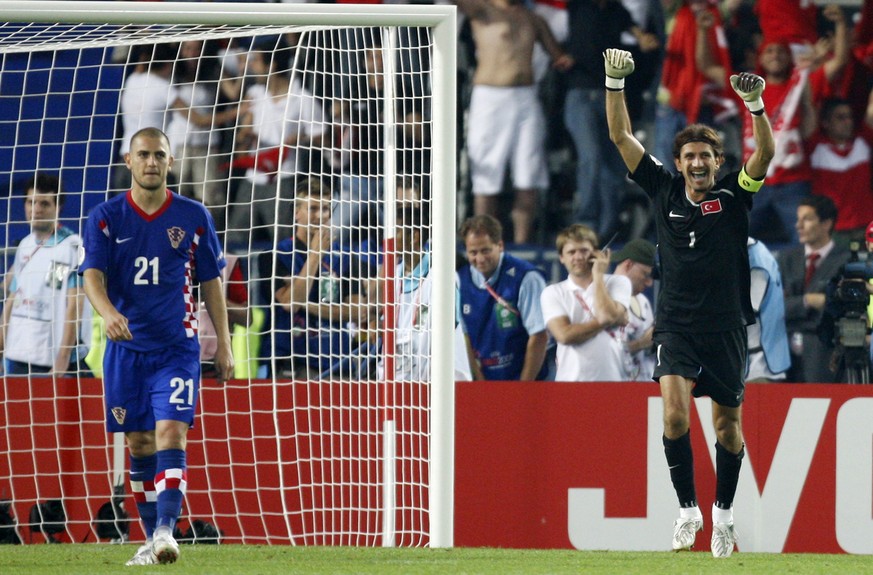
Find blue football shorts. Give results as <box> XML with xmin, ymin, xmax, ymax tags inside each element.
<box><xmin>102</xmin><ymin>338</ymin><xmax>201</xmax><ymax>433</ymax></box>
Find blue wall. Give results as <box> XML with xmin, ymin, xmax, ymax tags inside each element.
<box><xmin>0</xmin><ymin>47</ymin><xmax>122</xmax><ymax>249</ymax></box>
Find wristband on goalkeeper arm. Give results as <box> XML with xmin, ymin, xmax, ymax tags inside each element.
<box><xmin>744</xmin><ymin>98</ymin><xmax>765</xmax><ymax>116</ymax></box>
<box><xmin>605</xmin><ymin>75</ymin><xmax>625</xmax><ymax>91</ymax></box>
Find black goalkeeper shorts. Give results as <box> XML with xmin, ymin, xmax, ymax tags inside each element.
<box><xmin>652</xmin><ymin>328</ymin><xmax>747</xmax><ymax>408</ymax></box>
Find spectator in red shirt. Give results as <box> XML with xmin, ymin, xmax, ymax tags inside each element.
<box><xmin>808</xmin><ymin>95</ymin><xmax>873</xmax><ymax>248</ymax></box>
<box><xmin>754</xmin><ymin>0</ymin><xmax>818</xmax><ymax>58</ymax></box>
<box><xmin>654</xmin><ymin>0</ymin><xmax>735</xmax><ymax>172</ymax></box>
<box><xmin>744</xmin><ymin>5</ymin><xmax>849</xmax><ymax>244</ymax></box>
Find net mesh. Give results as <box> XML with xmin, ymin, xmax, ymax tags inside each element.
<box><xmin>0</xmin><ymin>14</ymin><xmax>444</xmax><ymax>546</ymax></box>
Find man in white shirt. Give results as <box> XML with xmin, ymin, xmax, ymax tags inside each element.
<box><xmin>612</xmin><ymin>238</ymin><xmax>656</xmax><ymax>381</ymax></box>
<box><xmin>390</xmin><ymin>204</ymin><xmax>433</xmax><ymax>382</ymax></box>
<box><xmin>541</xmin><ymin>223</ymin><xmax>631</xmax><ymax>381</ymax></box>
<box><xmin>115</xmin><ymin>44</ymin><xmax>179</xmax><ymax>193</ymax></box>
<box><xmin>0</xmin><ymin>173</ymin><xmax>90</xmax><ymax>376</ymax></box>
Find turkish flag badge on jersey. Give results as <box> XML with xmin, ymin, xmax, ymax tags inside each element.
<box><xmin>700</xmin><ymin>198</ymin><xmax>722</xmax><ymax>215</ymax></box>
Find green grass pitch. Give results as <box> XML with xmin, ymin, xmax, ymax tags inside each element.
<box><xmin>0</xmin><ymin>545</ymin><xmax>869</xmax><ymax>574</ymax></box>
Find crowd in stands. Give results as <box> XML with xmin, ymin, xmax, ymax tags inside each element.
<box><xmin>5</xmin><ymin>0</ymin><xmax>873</xmax><ymax>384</ymax></box>
<box><xmin>455</xmin><ymin>0</ymin><xmax>873</xmax><ymax>384</ymax></box>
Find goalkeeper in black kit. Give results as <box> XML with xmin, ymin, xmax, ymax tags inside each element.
<box><xmin>603</xmin><ymin>48</ymin><xmax>775</xmax><ymax>558</ymax></box>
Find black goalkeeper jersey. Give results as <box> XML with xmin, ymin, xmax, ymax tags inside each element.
<box><xmin>630</xmin><ymin>153</ymin><xmax>755</xmax><ymax>333</ymax></box>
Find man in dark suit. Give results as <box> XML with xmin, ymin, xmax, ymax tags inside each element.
<box><xmin>778</xmin><ymin>195</ymin><xmax>850</xmax><ymax>383</ymax></box>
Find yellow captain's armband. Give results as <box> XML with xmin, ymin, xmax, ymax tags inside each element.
<box><xmin>738</xmin><ymin>166</ymin><xmax>765</xmax><ymax>193</ymax></box>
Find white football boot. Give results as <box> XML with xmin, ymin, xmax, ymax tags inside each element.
<box><xmin>152</xmin><ymin>527</ymin><xmax>180</xmax><ymax>564</ymax></box>
<box><xmin>672</xmin><ymin>516</ymin><xmax>703</xmax><ymax>551</ymax></box>
<box><xmin>711</xmin><ymin>522</ymin><xmax>738</xmax><ymax>558</ymax></box>
<box><xmin>125</xmin><ymin>542</ymin><xmax>154</xmax><ymax>566</ymax></box>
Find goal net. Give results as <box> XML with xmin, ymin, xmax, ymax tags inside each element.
<box><xmin>0</xmin><ymin>1</ymin><xmax>457</xmax><ymax>547</ymax></box>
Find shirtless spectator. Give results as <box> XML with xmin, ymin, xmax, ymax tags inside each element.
<box><xmin>455</xmin><ymin>0</ymin><xmax>573</xmax><ymax>244</ymax></box>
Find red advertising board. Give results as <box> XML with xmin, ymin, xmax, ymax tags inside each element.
<box><xmin>455</xmin><ymin>380</ymin><xmax>873</xmax><ymax>553</ymax></box>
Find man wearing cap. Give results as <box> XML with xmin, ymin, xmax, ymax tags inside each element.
<box><xmin>540</xmin><ymin>223</ymin><xmax>632</xmax><ymax>381</ymax></box>
<box><xmin>612</xmin><ymin>238</ymin><xmax>657</xmax><ymax>381</ymax></box>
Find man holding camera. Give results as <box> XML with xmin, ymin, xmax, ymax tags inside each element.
<box><xmin>778</xmin><ymin>195</ymin><xmax>849</xmax><ymax>383</ymax></box>
<box><xmin>867</xmin><ymin>222</ymin><xmax>873</xmax><ymax>372</ymax></box>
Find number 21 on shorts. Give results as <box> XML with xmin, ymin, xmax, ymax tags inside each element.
<box><xmin>169</xmin><ymin>377</ymin><xmax>195</xmax><ymax>410</ymax></box>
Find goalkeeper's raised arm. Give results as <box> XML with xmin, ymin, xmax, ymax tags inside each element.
<box><xmin>730</xmin><ymin>72</ymin><xmax>775</xmax><ymax>180</ymax></box>
<box><xmin>604</xmin><ymin>49</ymin><xmax>775</xmax><ymax>180</ymax></box>
<box><xmin>603</xmin><ymin>48</ymin><xmax>645</xmax><ymax>174</ymax></box>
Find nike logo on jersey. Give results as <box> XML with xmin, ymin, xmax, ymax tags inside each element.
<box><xmin>116</xmin><ymin>237</ymin><xmax>133</xmax><ymax>244</ymax></box>
<box><xmin>669</xmin><ymin>210</ymin><xmax>684</xmax><ymax>219</ymax></box>
<box><xmin>175</xmin><ymin>406</ymin><xmax>193</xmax><ymax>412</ymax></box>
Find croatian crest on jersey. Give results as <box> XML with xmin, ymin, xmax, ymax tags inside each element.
<box><xmin>167</xmin><ymin>227</ymin><xmax>186</xmax><ymax>249</ymax></box>
<box><xmin>700</xmin><ymin>198</ymin><xmax>723</xmax><ymax>215</ymax></box>
<box><xmin>111</xmin><ymin>407</ymin><xmax>126</xmax><ymax>425</ymax></box>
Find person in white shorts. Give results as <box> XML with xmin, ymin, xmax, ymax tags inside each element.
<box><xmin>456</xmin><ymin>0</ymin><xmax>573</xmax><ymax>244</ymax></box>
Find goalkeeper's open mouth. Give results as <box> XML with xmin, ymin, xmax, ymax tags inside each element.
<box><xmin>687</xmin><ymin>169</ymin><xmax>711</xmax><ymax>187</ymax></box>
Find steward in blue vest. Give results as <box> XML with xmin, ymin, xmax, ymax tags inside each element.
<box><xmin>747</xmin><ymin>238</ymin><xmax>791</xmax><ymax>379</ymax></box>
<box><xmin>458</xmin><ymin>252</ymin><xmax>548</xmax><ymax>380</ymax></box>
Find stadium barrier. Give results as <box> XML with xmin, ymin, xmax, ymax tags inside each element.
<box><xmin>457</xmin><ymin>380</ymin><xmax>873</xmax><ymax>554</ymax></box>
<box><xmin>4</xmin><ymin>377</ymin><xmax>873</xmax><ymax>552</ymax></box>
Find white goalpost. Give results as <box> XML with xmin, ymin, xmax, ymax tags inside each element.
<box><xmin>0</xmin><ymin>1</ymin><xmax>456</xmax><ymax>548</ymax></box>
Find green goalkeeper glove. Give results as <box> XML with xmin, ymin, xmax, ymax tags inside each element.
<box><xmin>603</xmin><ymin>48</ymin><xmax>635</xmax><ymax>91</ymax></box>
<box><xmin>730</xmin><ymin>72</ymin><xmax>766</xmax><ymax>115</ymax></box>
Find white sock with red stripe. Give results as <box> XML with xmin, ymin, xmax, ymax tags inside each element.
<box><xmin>129</xmin><ymin>453</ymin><xmax>157</xmax><ymax>539</ymax></box>
<box><xmin>154</xmin><ymin>449</ymin><xmax>187</xmax><ymax>533</ymax></box>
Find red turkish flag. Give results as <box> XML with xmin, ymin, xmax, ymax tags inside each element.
<box><xmin>700</xmin><ymin>198</ymin><xmax>722</xmax><ymax>215</ymax></box>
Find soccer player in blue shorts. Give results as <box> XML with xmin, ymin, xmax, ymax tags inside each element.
<box><xmin>81</xmin><ymin>127</ymin><xmax>234</xmax><ymax>565</ymax></box>
<box><xmin>604</xmin><ymin>49</ymin><xmax>775</xmax><ymax>557</ymax></box>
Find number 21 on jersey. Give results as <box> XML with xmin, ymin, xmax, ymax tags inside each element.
<box><xmin>134</xmin><ymin>256</ymin><xmax>159</xmax><ymax>284</ymax></box>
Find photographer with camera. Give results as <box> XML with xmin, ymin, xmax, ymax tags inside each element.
<box><xmin>818</xmin><ymin>221</ymin><xmax>873</xmax><ymax>383</ymax></box>
<box><xmin>867</xmin><ymin>224</ymin><xmax>873</xmax><ymax>376</ymax></box>
<box><xmin>778</xmin><ymin>195</ymin><xmax>850</xmax><ymax>383</ymax></box>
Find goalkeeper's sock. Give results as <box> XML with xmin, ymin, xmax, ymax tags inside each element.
<box><xmin>129</xmin><ymin>453</ymin><xmax>158</xmax><ymax>539</ymax></box>
<box><xmin>714</xmin><ymin>441</ymin><xmax>744</xmax><ymax>510</ymax></box>
<box><xmin>155</xmin><ymin>449</ymin><xmax>187</xmax><ymax>533</ymax></box>
<box><xmin>663</xmin><ymin>431</ymin><xmax>697</xmax><ymax>508</ymax></box>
